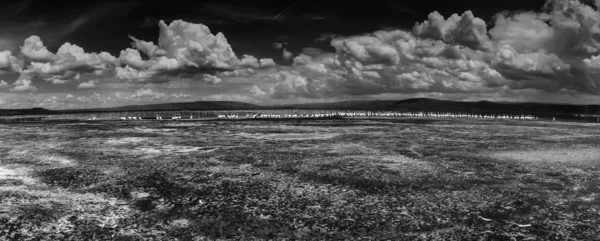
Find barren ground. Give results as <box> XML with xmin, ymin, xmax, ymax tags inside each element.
<box><xmin>0</xmin><ymin>118</ymin><xmax>599</xmax><ymax>240</ymax></box>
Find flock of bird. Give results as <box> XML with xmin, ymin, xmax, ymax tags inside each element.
<box><xmin>118</xmin><ymin>115</ymin><xmax>193</xmax><ymax>120</ymax></box>
<box><xmin>216</xmin><ymin>111</ymin><xmax>539</xmax><ymax>120</ymax></box>
<box><xmin>0</xmin><ymin>111</ymin><xmax>549</xmax><ymax>122</ymax></box>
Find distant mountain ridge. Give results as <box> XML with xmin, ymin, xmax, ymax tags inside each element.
<box><xmin>1</xmin><ymin>98</ymin><xmax>600</xmax><ymax>116</ymax></box>
<box><xmin>0</xmin><ymin>107</ymin><xmax>55</xmax><ymax>116</ymax></box>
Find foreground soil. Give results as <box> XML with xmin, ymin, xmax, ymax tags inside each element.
<box><xmin>0</xmin><ymin>118</ymin><xmax>599</xmax><ymax>240</ymax></box>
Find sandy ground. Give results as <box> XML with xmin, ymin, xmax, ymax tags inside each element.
<box><xmin>237</xmin><ymin>132</ymin><xmax>340</xmax><ymax>141</ymax></box>
<box><xmin>0</xmin><ymin>165</ymin><xmax>37</xmax><ymax>186</ymax></box>
<box><xmin>105</xmin><ymin>137</ymin><xmax>148</xmax><ymax>145</ymax></box>
<box><xmin>490</xmin><ymin>148</ymin><xmax>600</xmax><ymax>164</ymax></box>
<box><xmin>136</xmin><ymin>145</ymin><xmax>218</xmax><ymax>154</ymax></box>
<box><xmin>327</xmin><ymin>143</ymin><xmax>381</xmax><ymax>155</ymax></box>
<box><xmin>134</xmin><ymin>127</ymin><xmax>178</xmax><ymax>132</ymax></box>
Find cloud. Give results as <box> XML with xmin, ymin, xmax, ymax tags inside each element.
<box><xmin>200</xmin><ymin>74</ymin><xmax>222</xmax><ymax>84</ymax></box>
<box><xmin>330</xmin><ymin>33</ymin><xmax>401</xmax><ymax>65</ymax></box>
<box><xmin>115</xmin><ymin>66</ymin><xmax>154</xmax><ymax>81</ymax></box>
<box><xmin>542</xmin><ymin>0</ymin><xmax>600</xmax><ymax>54</ymax></box>
<box><xmin>114</xmin><ymin>88</ymin><xmax>176</xmax><ymax>101</ymax></box>
<box><xmin>282</xmin><ymin>48</ymin><xmax>293</xmax><ymax>60</ymax></box>
<box><xmin>0</xmin><ymin>1</ymin><xmax>137</xmax><ymax>55</ymax></box>
<box><xmin>118</xmin><ymin>48</ymin><xmax>148</xmax><ymax>69</ymax></box>
<box><xmin>244</xmin><ymin>0</ymin><xmax>600</xmax><ymax>101</ymax></box>
<box><xmin>250</xmin><ymin>85</ymin><xmax>267</xmax><ymax>96</ymax></box>
<box><xmin>10</xmin><ymin>78</ymin><xmax>37</xmax><ymax>92</ymax></box>
<box><xmin>65</xmin><ymin>93</ymin><xmax>74</xmax><ymax>99</ymax></box>
<box><xmin>315</xmin><ymin>33</ymin><xmax>343</xmax><ymax>42</ymax></box>
<box><xmin>239</xmin><ymin>55</ymin><xmax>277</xmax><ymax>68</ymax></box>
<box><xmin>119</xmin><ymin>20</ymin><xmax>276</xmax><ymax>83</ymax></box>
<box><xmin>301</xmin><ymin>47</ymin><xmax>326</xmax><ymax>57</ymax></box>
<box><xmin>20</xmin><ymin>36</ymin><xmax>57</xmax><ymax>62</ymax></box>
<box><xmin>153</xmin><ymin>19</ymin><xmax>240</xmax><ymax>68</ymax></box>
<box><xmin>489</xmin><ymin>0</ymin><xmax>600</xmax><ymax>56</ymax></box>
<box><xmin>45</xmin><ymin>76</ymin><xmax>70</xmax><ymax>84</ymax></box>
<box><xmin>19</xmin><ymin>39</ymin><xmax>117</xmax><ymax>84</ymax></box>
<box><xmin>128</xmin><ymin>36</ymin><xmax>159</xmax><ymax>58</ymax></box>
<box><xmin>10</xmin><ymin>2</ymin><xmax>600</xmax><ymax>106</ymax></box>
<box><xmin>0</xmin><ymin>80</ymin><xmax>8</xmax><ymax>88</ymax></box>
<box><xmin>272</xmin><ymin>42</ymin><xmax>284</xmax><ymax>49</ymax></box>
<box><xmin>413</xmin><ymin>11</ymin><xmax>493</xmax><ymax>51</ymax></box>
<box><xmin>200</xmin><ymin>93</ymin><xmax>261</xmax><ymax>103</ymax></box>
<box><xmin>0</xmin><ymin>50</ymin><xmax>21</xmax><ymax>72</ymax></box>
<box><xmin>0</xmin><ymin>19</ymin><xmax>276</xmax><ymax>96</ymax></box>
<box><xmin>77</xmin><ymin>80</ymin><xmax>96</xmax><ymax>89</ymax></box>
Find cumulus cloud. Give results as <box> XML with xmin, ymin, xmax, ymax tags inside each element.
<box><xmin>488</xmin><ymin>12</ymin><xmax>556</xmax><ymax>53</ymax></box>
<box><xmin>45</xmin><ymin>76</ymin><xmax>69</xmax><ymax>84</ymax></box>
<box><xmin>66</xmin><ymin>93</ymin><xmax>74</xmax><ymax>99</ymax></box>
<box><xmin>489</xmin><ymin>0</ymin><xmax>600</xmax><ymax>56</ymax></box>
<box><xmin>151</xmin><ymin>19</ymin><xmax>251</xmax><ymax>69</ymax></box>
<box><xmin>543</xmin><ymin>0</ymin><xmax>600</xmax><ymax>54</ymax></box>
<box><xmin>118</xmin><ymin>48</ymin><xmax>148</xmax><ymax>69</ymax></box>
<box><xmin>254</xmin><ymin>0</ymin><xmax>600</xmax><ymax>100</ymax></box>
<box><xmin>10</xmin><ymin>79</ymin><xmax>37</xmax><ymax>92</ymax></box>
<box><xmin>118</xmin><ymin>20</ymin><xmax>276</xmax><ymax>83</ymax></box>
<box><xmin>9</xmin><ymin>1</ymin><xmax>600</xmax><ymax>106</ymax></box>
<box><xmin>239</xmin><ymin>55</ymin><xmax>277</xmax><ymax>68</ymax></box>
<box><xmin>0</xmin><ymin>50</ymin><xmax>20</xmax><ymax>72</ymax></box>
<box><xmin>0</xmin><ymin>80</ymin><xmax>8</xmax><ymax>88</ymax></box>
<box><xmin>20</xmin><ymin>36</ymin><xmax>57</xmax><ymax>62</ymax></box>
<box><xmin>331</xmin><ymin>33</ymin><xmax>401</xmax><ymax>65</ymax></box>
<box><xmin>19</xmin><ymin>39</ymin><xmax>117</xmax><ymax>84</ymax></box>
<box><xmin>5</xmin><ymin>19</ymin><xmax>281</xmax><ymax>94</ymax></box>
<box><xmin>200</xmin><ymin>74</ymin><xmax>222</xmax><ymax>84</ymax></box>
<box><xmin>77</xmin><ymin>80</ymin><xmax>96</xmax><ymax>89</ymax></box>
<box><xmin>129</xmin><ymin>36</ymin><xmax>159</xmax><ymax>58</ymax></box>
<box><xmin>115</xmin><ymin>66</ymin><xmax>154</xmax><ymax>81</ymax></box>
<box><xmin>115</xmin><ymin>88</ymin><xmax>170</xmax><ymax>100</ymax></box>
<box><xmin>250</xmin><ymin>85</ymin><xmax>267</xmax><ymax>96</ymax></box>
<box><xmin>413</xmin><ymin>11</ymin><xmax>493</xmax><ymax>51</ymax></box>
<box><xmin>282</xmin><ymin>48</ymin><xmax>294</xmax><ymax>60</ymax></box>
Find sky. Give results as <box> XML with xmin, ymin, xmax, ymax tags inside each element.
<box><xmin>3</xmin><ymin>0</ymin><xmax>600</xmax><ymax>109</ymax></box>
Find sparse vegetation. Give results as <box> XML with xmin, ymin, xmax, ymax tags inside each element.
<box><xmin>0</xmin><ymin>118</ymin><xmax>599</xmax><ymax>240</ymax></box>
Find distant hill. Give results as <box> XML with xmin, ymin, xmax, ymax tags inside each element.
<box><xmin>281</xmin><ymin>98</ymin><xmax>600</xmax><ymax>114</ymax></box>
<box><xmin>1</xmin><ymin>98</ymin><xmax>600</xmax><ymax>117</ymax></box>
<box><xmin>0</xmin><ymin>101</ymin><xmax>262</xmax><ymax>116</ymax></box>
<box><xmin>91</xmin><ymin>101</ymin><xmax>262</xmax><ymax>112</ymax></box>
<box><xmin>0</xmin><ymin>107</ymin><xmax>55</xmax><ymax>116</ymax></box>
